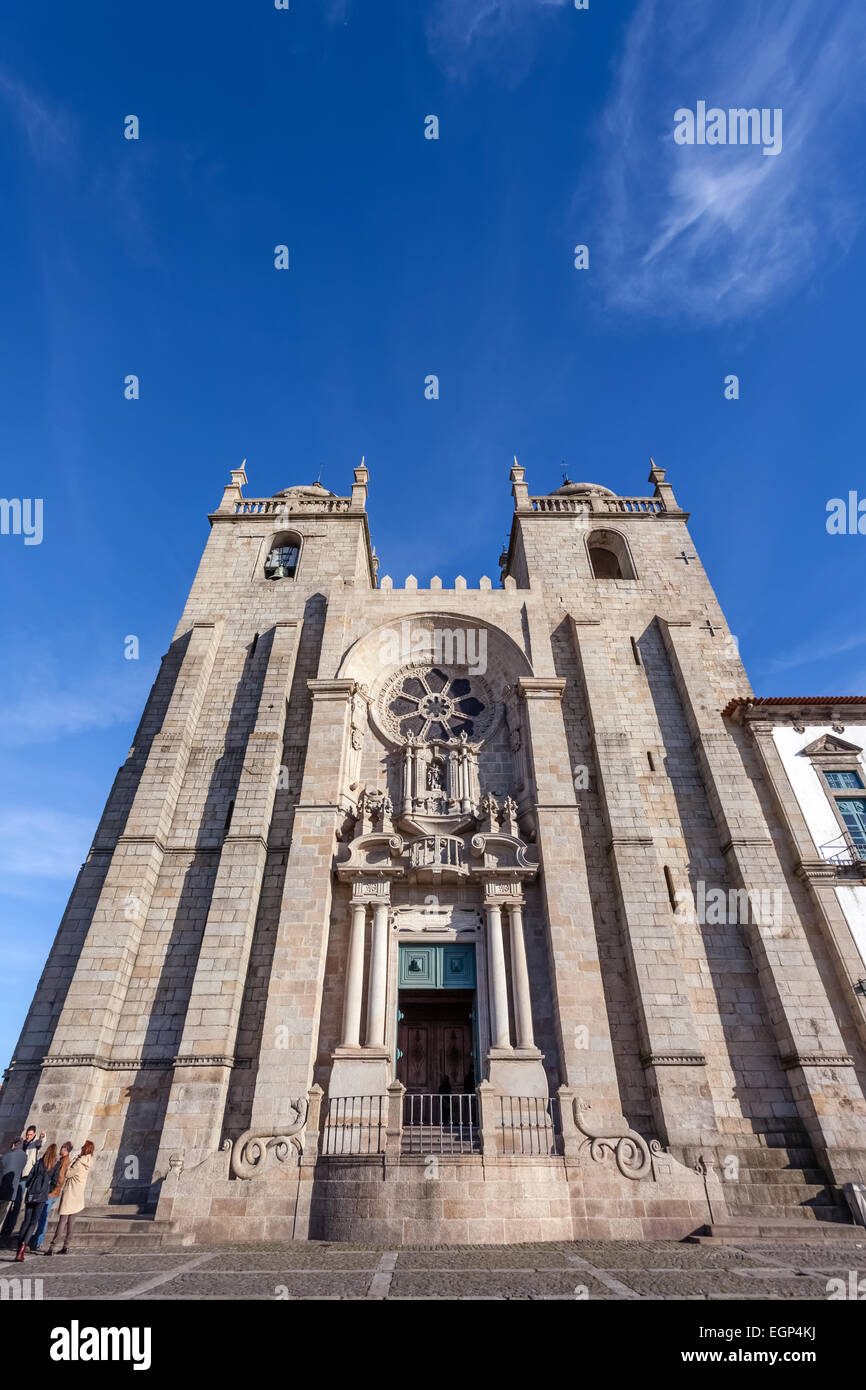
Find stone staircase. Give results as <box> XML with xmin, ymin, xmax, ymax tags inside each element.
<box><xmin>690</xmin><ymin>1138</ymin><xmax>865</xmax><ymax>1244</ymax></box>
<box><xmin>8</xmin><ymin>1204</ymin><xmax>195</xmax><ymax>1254</ymax></box>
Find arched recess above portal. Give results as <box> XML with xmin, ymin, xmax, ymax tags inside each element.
<box><xmin>334</xmin><ymin>613</ymin><xmax>534</xmax><ymax>752</ymax></box>
<box><xmin>335</xmin><ymin>612</ymin><xmax>533</xmax><ymax>694</ymax></box>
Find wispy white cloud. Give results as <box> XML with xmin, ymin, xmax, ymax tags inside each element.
<box><xmin>589</xmin><ymin>0</ymin><xmax>866</xmax><ymax>322</ymax></box>
<box><xmin>0</xmin><ymin>670</ymin><xmax>147</xmax><ymax>748</ymax></box>
<box><xmin>425</xmin><ymin>0</ymin><xmax>570</xmax><ymax>82</ymax></box>
<box><xmin>0</xmin><ymin>808</ymin><xmax>93</xmax><ymax>881</ymax></box>
<box><xmin>764</xmin><ymin>628</ymin><xmax>866</xmax><ymax>675</ymax></box>
<box><xmin>0</xmin><ymin>70</ymin><xmax>76</xmax><ymax>169</ymax></box>
<box><xmin>0</xmin><ymin>67</ymin><xmax>199</xmax><ymax>265</ymax></box>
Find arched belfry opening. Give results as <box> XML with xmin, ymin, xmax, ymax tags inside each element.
<box><xmin>587</xmin><ymin>528</ymin><xmax>636</xmax><ymax>580</ymax></box>
<box><xmin>264</xmin><ymin>530</ymin><xmax>301</xmax><ymax>579</ymax></box>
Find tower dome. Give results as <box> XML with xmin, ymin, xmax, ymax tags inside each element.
<box><xmin>272</xmin><ymin>481</ymin><xmax>336</xmax><ymax>498</ymax></box>
<box><xmin>549</xmin><ymin>478</ymin><xmax>617</xmax><ymax>499</ymax></box>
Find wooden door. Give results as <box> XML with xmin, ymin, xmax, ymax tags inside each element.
<box><xmin>397</xmin><ymin>994</ymin><xmax>474</xmax><ymax>1095</ymax></box>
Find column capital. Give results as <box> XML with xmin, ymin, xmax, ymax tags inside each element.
<box><xmin>745</xmin><ymin>719</ymin><xmax>778</xmax><ymax>739</ymax></box>
<box><xmin>482</xmin><ymin>886</ymin><xmax>525</xmax><ymax>909</ymax></box>
<box><xmin>482</xmin><ymin>882</ymin><xmax>523</xmax><ymax>907</ymax></box>
<box><xmin>349</xmin><ymin>877</ymin><xmax>392</xmax><ymax>906</ymax></box>
<box><xmin>307</xmin><ymin>678</ymin><xmax>358</xmax><ymax>701</ymax></box>
<box><xmin>502</xmin><ymin>896</ymin><xmax>526</xmax><ymax>913</ymax></box>
<box><xmin>516</xmin><ymin>676</ymin><xmax>566</xmax><ymax>702</ymax></box>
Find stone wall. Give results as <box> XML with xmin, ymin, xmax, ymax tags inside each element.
<box><xmin>3</xmin><ymin>463</ymin><xmax>865</xmax><ymax>1234</ymax></box>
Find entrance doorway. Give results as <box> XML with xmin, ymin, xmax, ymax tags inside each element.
<box><xmin>396</xmin><ymin>991</ymin><xmax>477</xmax><ymax>1095</ymax></box>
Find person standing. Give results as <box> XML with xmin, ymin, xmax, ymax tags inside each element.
<box><xmin>1</xmin><ymin>1126</ymin><xmax>44</xmax><ymax>1241</ymax></box>
<box><xmin>31</xmin><ymin>1140</ymin><xmax>72</xmax><ymax>1252</ymax></box>
<box><xmin>46</xmin><ymin>1140</ymin><xmax>94</xmax><ymax>1256</ymax></box>
<box><xmin>0</xmin><ymin>1140</ymin><xmax>27</xmax><ymax>1233</ymax></box>
<box><xmin>15</xmin><ymin>1145</ymin><xmax>63</xmax><ymax>1260</ymax></box>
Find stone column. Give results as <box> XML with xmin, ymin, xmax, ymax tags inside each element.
<box><xmin>341</xmin><ymin>900</ymin><xmax>367</xmax><ymax>1047</ymax></box>
<box><xmin>413</xmin><ymin>745</ymin><xmax>425</xmax><ymax>811</ymax></box>
<box><xmin>447</xmin><ymin>747</ymin><xmax>459</xmax><ymax>811</ymax></box>
<box><xmin>507</xmin><ymin>901</ymin><xmax>535</xmax><ymax>1050</ymax></box>
<box><xmin>330</xmin><ymin>879</ymin><xmax>392</xmax><ymax>1099</ymax></box>
<box><xmin>401</xmin><ymin>746</ymin><xmax>413</xmax><ymax>817</ymax></box>
<box><xmin>365</xmin><ymin>900</ymin><xmax>389</xmax><ymax>1048</ymax></box>
<box><xmin>570</xmin><ymin>626</ymin><xmax>717</xmax><ymax>1151</ymax></box>
<box><xmin>485</xmin><ymin>902</ymin><xmax>511</xmax><ymax>1049</ymax></box>
<box><xmin>661</xmin><ymin>621</ymin><xmax>866</xmax><ymax>1183</ymax></box>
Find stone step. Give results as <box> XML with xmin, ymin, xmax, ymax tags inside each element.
<box><xmin>726</xmin><ymin>1183</ymin><xmax>842</xmax><ymax>1206</ymax></box>
<box><xmin>725</xmin><ymin>1203</ymin><xmax>853</xmax><ymax>1223</ymax></box>
<box><xmin>759</xmin><ymin>1133</ymin><xmax>815</xmax><ymax>1148</ymax></box>
<box><xmin>9</xmin><ymin>1212</ymin><xmax>194</xmax><ymax>1253</ymax></box>
<box><xmin>54</xmin><ymin>1217</ymin><xmax>161</xmax><ymax>1234</ymax></box>
<box><xmin>85</xmin><ymin>1204</ymin><xmax>156</xmax><ymax>1218</ymax></box>
<box><xmin>731</xmin><ymin>1168</ymin><xmax>830</xmax><ymax>1186</ymax></box>
<box><xmin>689</xmin><ymin>1220</ymin><xmax>866</xmax><ymax>1245</ymax></box>
<box><xmin>725</xmin><ymin>1148</ymin><xmax>822</xmax><ymax>1170</ymax></box>
<box><xmin>32</xmin><ymin>1223</ymin><xmax>194</xmax><ymax>1252</ymax></box>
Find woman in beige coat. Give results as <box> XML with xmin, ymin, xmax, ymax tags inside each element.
<box><xmin>47</xmin><ymin>1140</ymin><xmax>94</xmax><ymax>1255</ymax></box>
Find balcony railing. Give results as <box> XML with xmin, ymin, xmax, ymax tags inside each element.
<box><xmin>402</xmin><ymin>1093</ymin><xmax>480</xmax><ymax>1154</ymax></box>
<box><xmin>819</xmin><ymin>832</ymin><xmax>866</xmax><ymax>866</ymax></box>
<box><xmin>320</xmin><ymin>1091</ymin><xmax>568</xmax><ymax>1158</ymax></box>
<box><xmin>408</xmin><ymin>835</ymin><xmax>465</xmax><ymax>870</ymax></box>
<box><xmin>496</xmin><ymin>1096</ymin><xmax>562</xmax><ymax>1155</ymax></box>
<box><xmin>321</xmin><ymin>1095</ymin><xmax>386</xmax><ymax>1155</ymax></box>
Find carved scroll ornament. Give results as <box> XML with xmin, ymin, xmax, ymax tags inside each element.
<box><xmin>573</xmin><ymin>1100</ymin><xmax>660</xmax><ymax>1181</ymax></box>
<box><xmin>230</xmin><ymin>1098</ymin><xmax>309</xmax><ymax>1178</ymax></box>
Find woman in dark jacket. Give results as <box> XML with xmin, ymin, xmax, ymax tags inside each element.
<box><xmin>15</xmin><ymin>1146</ymin><xmax>62</xmax><ymax>1261</ymax></box>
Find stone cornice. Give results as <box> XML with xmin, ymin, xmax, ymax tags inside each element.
<box><xmin>222</xmin><ymin>833</ymin><xmax>269</xmax><ymax>851</ymax></box>
<box><xmin>641</xmin><ymin>1052</ymin><xmax>707</xmax><ymax>1068</ymax></box>
<box><xmin>606</xmin><ymin>835</ymin><xmax>654</xmax><ymax>854</ymax></box>
<box><xmin>173</xmin><ymin>1054</ymin><xmax>236</xmax><ymax>1068</ymax></box>
<box><xmin>780</xmin><ymin>1052</ymin><xmax>854</xmax><ymax>1070</ymax></box>
<box><xmin>795</xmin><ymin>860</ymin><xmax>845</xmax><ymax>884</ymax></box>
<box><xmin>26</xmin><ymin>1053</ymin><xmax>251</xmax><ymax>1072</ymax></box>
<box><xmin>116</xmin><ymin>833</ymin><xmax>167</xmax><ymax>851</ymax></box>
<box><xmin>307</xmin><ymin>678</ymin><xmax>358</xmax><ymax>700</ymax></box>
<box><xmin>725</xmin><ymin>696</ymin><xmax>866</xmax><ymax>726</ymax></box>
<box><xmin>719</xmin><ymin>836</ymin><xmax>773</xmax><ymax>855</ymax></box>
<box><xmin>516</xmin><ymin>677</ymin><xmax>567</xmax><ymax>701</ymax></box>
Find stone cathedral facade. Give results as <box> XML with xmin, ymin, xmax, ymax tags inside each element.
<box><xmin>3</xmin><ymin>459</ymin><xmax>866</xmax><ymax>1245</ymax></box>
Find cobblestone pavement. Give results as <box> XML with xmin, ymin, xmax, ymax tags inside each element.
<box><xmin>3</xmin><ymin>1238</ymin><xmax>866</xmax><ymax>1300</ymax></box>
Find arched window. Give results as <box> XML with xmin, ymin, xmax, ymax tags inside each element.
<box><xmin>587</xmin><ymin>529</ymin><xmax>635</xmax><ymax>581</ymax></box>
<box><xmin>589</xmin><ymin>545</ymin><xmax>622</xmax><ymax>579</ymax></box>
<box><xmin>264</xmin><ymin>531</ymin><xmax>301</xmax><ymax>580</ymax></box>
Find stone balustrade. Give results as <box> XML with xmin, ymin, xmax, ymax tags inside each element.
<box><xmin>233</xmin><ymin>496</ymin><xmax>351</xmax><ymax>515</ymax></box>
<box><xmin>528</xmin><ymin>494</ymin><xmax>664</xmax><ymax>514</ymax></box>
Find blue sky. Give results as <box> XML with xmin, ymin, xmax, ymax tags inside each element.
<box><xmin>1</xmin><ymin>0</ymin><xmax>865</xmax><ymax>1065</ymax></box>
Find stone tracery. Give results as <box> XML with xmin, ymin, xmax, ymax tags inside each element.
<box><xmin>377</xmin><ymin>663</ymin><xmax>498</xmax><ymax>746</ymax></box>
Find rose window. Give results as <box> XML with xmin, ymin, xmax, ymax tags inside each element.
<box><xmin>386</xmin><ymin>668</ymin><xmax>488</xmax><ymax>742</ymax></box>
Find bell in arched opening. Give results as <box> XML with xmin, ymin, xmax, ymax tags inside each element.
<box><xmin>264</xmin><ymin>534</ymin><xmax>300</xmax><ymax>580</ymax></box>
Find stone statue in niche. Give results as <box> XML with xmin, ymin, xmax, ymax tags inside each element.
<box><xmin>427</xmin><ymin>761</ymin><xmax>444</xmax><ymax>791</ymax></box>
